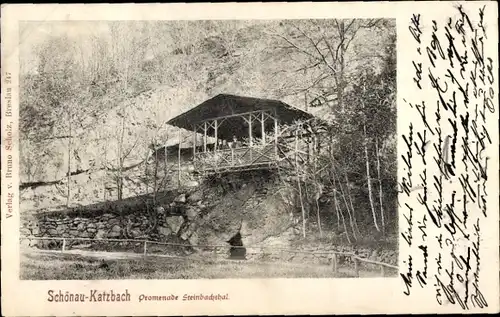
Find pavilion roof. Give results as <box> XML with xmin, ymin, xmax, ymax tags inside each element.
<box><xmin>166</xmin><ymin>94</ymin><xmax>316</xmax><ymax>140</ymax></box>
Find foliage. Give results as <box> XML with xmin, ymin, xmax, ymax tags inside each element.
<box><xmin>271</xmin><ymin>19</ymin><xmax>397</xmax><ymax>239</ymax></box>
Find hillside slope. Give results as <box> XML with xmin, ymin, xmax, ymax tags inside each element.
<box><xmin>21</xmin><ymin>170</ymin><xmax>397</xmax><ymax>266</ymax></box>
<box><xmin>19</xmin><ymin>20</ymin><xmax>398</xmax><ymax>258</ymax></box>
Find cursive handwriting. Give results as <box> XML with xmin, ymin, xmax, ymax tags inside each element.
<box><xmin>401</xmin><ymin>4</ymin><xmax>495</xmax><ymax>311</ymax></box>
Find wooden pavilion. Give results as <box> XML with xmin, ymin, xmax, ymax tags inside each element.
<box><xmin>166</xmin><ymin>94</ymin><xmax>328</xmax><ymax>175</ymax></box>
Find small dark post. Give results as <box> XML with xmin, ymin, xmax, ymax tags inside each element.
<box><xmin>331</xmin><ymin>253</ymin><xmax>338</xmax><ymax>275</ymax></box>
<box><xmin>353</xmin><ymin>256</ymin><xmax>359</xmax><ymax>277</ymax></box>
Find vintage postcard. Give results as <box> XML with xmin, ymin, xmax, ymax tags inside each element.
<box><xmin>1</xmin><ymin>1</ymin><xmax>499</xmax><ymax>315</ymax></box>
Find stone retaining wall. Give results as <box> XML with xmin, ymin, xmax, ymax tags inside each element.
<box><xmin>20</xmin><ymin>171</ymin><xmax>398</xmax><ymax>268</ymax></box>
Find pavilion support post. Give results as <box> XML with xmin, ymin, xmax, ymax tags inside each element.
<box><xmin>203</xmin><ymin>121</ymin><xmax>207</xmax><ymax>153</ymax></box>
<box><xmin>214</xmin><ymin>119</ymin><xmax>218</xmax><ymax>151</ymax></box>
<box><xmin>274</xmin><ymin>113</ymin><xmax>278</xmax><ymax>159</ymax></box>
<box><xmin>295</xmin><ymin>128</ymin><xmax>299</xmax><ymax>169</ymax></box>
<box><xmin>248</xmin><ymin>114</ymin><xmax>253</xmax><ymax>147</ymax></box>
<box><xmin>164</xmin><ymin>129</ymin><xmax>169</xmax><ymax>177</ymax></box>
<box><xmin>313</xmin><ymin>128</ymin><xmax>316</xmax><ymax>158</ymax></box>
<box><xmin>316</xmin><ymin>127</ymin><xmax>322</xmax><ymax>156</ymax></box>
<box><xmin>307</xmin><ymin>131</ymin><xmax>311</xmax><ymax>164</ymax></box>
<box><xmin>248</xmin><ymin>114</ymin><xmax>253</xmax><ymax>162</ymax></box>
<box><xmin>178</xmin><ymin>129</ymin><xmax>181</xmax><ymax>188</ymax></box>
<box><xmin>261</xmin><ymin>111</ymin><xmax>265</xmax><ymax>146</ymax></box>
<box><xmin>193</xmin><ymin>126</ymin><xmax>196</xmax><ymax>156</ymax></box>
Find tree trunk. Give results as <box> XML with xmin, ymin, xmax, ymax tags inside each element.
<box><xmin>153</xmin><ymin>144</ymin><xmax>158</xmax><ymax>206</ymax></box>
<box><xmin>102</xmin><ymin>130</ymin><xmax>108</xmax><ymax>201</ymax></box>
<box><xmin>313</xmin><ymin>134</ymin><xmax>322</xmax><ymax>238</ymax></box>
<box><xmin>117</xmin><ymin>116</ymin><xmax>125</xmax><ymax>201</ymax></box>
<box><xmin>338</xmin><ymin>20</ymin><xmax>346</xmax><ymax>113</ymax></box>
<box><xmin>297</xmin><ymin>178</ymin><xmax>306</xmax><ymax>238</ymax></box>
<box><xmin>315</xmin><ymin>196</ymin><xmax>322</xmax><ymax>238</ymax></box>
<box><xmin>364</xmin><ymin>123</ymin><xmax>380</xmax><ymax>232</ymax></box>
<box><xmin>66</xmin><ymin>115</ymin><xmax>72</xmax><ymax>208</ymax></box>
<box><xmin>178</xmin><ymin>129</ymin><xmax>182</xmax><ymax>188</ymax></box>
<box><xmin>344</xmin><ymin>170</ymin><xmax>361</xmax><ymax>235</ymax></box>
<box><xmin>375</xmin><ymin>138</ymin><xmax>385</xmax><ymax>234</ymax></box>
<box><xmin>144</xmin><ymin>149</ymin><xmax>150</xmax><ymax>196</ymax></box>
<box><xmin>335</xmin><ymin>191</ymin><xmax>351</xmax><ymax>244</ymax></box>
<box><xmin>295</xmin><ymin>130</ymin><xmax>306</xmax><ymax>238</ymax></box>
<box><xmin>333</xmin><ymin>184</ymin><xmax>341</xmax><ymax>230</ymax></box>
<box><xmin>333</xmin><ymin>168</ymin><xmax>357</xmax><ymax>240</ymax></box>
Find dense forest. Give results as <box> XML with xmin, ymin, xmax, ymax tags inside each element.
<box><xmin>20</xmin><ymin>19</ymin><xmax>396</xmax><ymax>243</ymax></box>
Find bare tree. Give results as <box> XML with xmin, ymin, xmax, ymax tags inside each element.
<box><xmin>269</xmin><ymin>19</ymin><xmax>382</xmax><ymax>109</ymax></box>
<box><xmin>375</xmin><ymin>137</ymin><xmax>385</xmax><ymax>234</ymax></box>
<box><xmin>363</xmin><ymin>123</ymin><xmax>379</xmax><ymax>232</ymax></box>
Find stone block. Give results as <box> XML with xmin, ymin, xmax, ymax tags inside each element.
<box><xmin>158</xmin><ymin>226</ymin><xmax>172</xmax><ymax>236</ymax></box>
<box><xmin>174</xmin><ymin>194</ymin><xmax>186</xmax><ymax>203</ymax></box>
<box><xmin>166</xmin><ymin>216</ymin><xmax>184</xmax><ymax>234</ymax></box>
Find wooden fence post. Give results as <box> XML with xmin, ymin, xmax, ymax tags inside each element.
<box><xmin>331</xmin><ymin>253</ymin><xmax>337</xmax><ymax>275</ymax></box>
<box><xmin>143</xmin><ymin>241</ymin><xmax>147</xmax><ymax>256</ymax></box>
<box><xmin>380</xmin><ymin>265</ymin><xmax>385</xmax><ymax>277</ymax></box>
<box><xmin>353</xmin><ymin>256</ymin><xmax>359</xmax><ymax>277</ymax></box>
<box><xmin>62</xmin><ymin>238</ymin><xmax>66</xmax><ymax>252</ymax></box>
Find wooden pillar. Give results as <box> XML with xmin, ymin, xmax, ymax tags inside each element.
<box><xmin>300</xmin><ymin>128</ymin><xmax>312</xmax><ymax>163</ymax></box>
<box><xmin>192</xmin><ymin>126</ymin><xmax>196</xmax><ymax>156</ymax></box>
<box><xmin>317</xmin><ymin>126</ymin><xmax>322</xmax><ymax>155</ymax></box>
<box><xmin>248</xmin><ymin>114</ymin><xmax>253</xmax><ymax>162</ymax></box>
<box><xmin>248</xmin><ymin>114</ymin><xmax>253</xmax><ymax>147</ymax></box>
<box><xmin>274</xmin><ymin>113</ymin><xmax>278</xmax><ymax>158</ymax></box>
<box><xmin>214</xmin><ymin>119</ymin><xmax>218</xmax><ymax>151</ymax></box>
<box><xmin>313</xmin><ymin>133</ymin><xmax>318</xmax><ymax>166</ymax></box>
<box><xmin>331</xmin><ymin>253</ymin><xmax>337</xmax><ymax>274</ymax></box>
<box><xmin>294</xmin><ymin>128</ymin><xmax>299</xmax><ymax>168</ymax></box>
<box><xmin>353</xmin><ymin>256</ymin><xmax>359</xmax><ymax>277</ymax></box>
<box><xmin>203</xmin><ymin>121</ymin><xmax>207</xmax><ymax>153</ymax></box>
<box><xmin>261</xmin><ymin>111</ymin><xmax>265</xmax><ymax>145</ymax></box>
<box><xmin>164</xmin><ymin>130</ymin><xmax>169</xmax><ymax>172</ymax></box>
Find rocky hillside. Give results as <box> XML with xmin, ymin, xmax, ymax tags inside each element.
<box><xmin>21</xmin><ymin>170</ymin><xmax>397</xmax><ymax>266</ymax></box>
<box><xmin>19</xmin><ymin>20</ymin><xmax>398</xmax><ymax>262</ymax></box>
<box><xmin>22</xmin><ymin>171</ymin><xmax>296</xmax><ymax>251</ymax></box>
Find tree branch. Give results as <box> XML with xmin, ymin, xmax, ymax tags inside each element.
<box><xmin>290</xmin><ymin>23</ymin><xmax>339</xmax><ymax>77</ymax></box>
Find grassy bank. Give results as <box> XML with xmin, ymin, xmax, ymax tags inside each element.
<box><xmin>20</xmin><ymin>250</ymin><xmax>377</xmax><ymax>280</ymax></box>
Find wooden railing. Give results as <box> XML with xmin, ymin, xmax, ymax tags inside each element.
<box><xmin>193</xmin><ymin>144</ymin><xmax>277</xmax><ymax>172</ymax></box>
<box><xmin>20</xmin><ymin>236</ymin><xmax>398</xmax><ymax>277</ymax></box>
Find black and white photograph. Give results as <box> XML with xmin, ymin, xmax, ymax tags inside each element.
<box><xmin>18</xmin><ymin>18</ymin><xmax>397</xmax><ymax>280</ymax></box>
